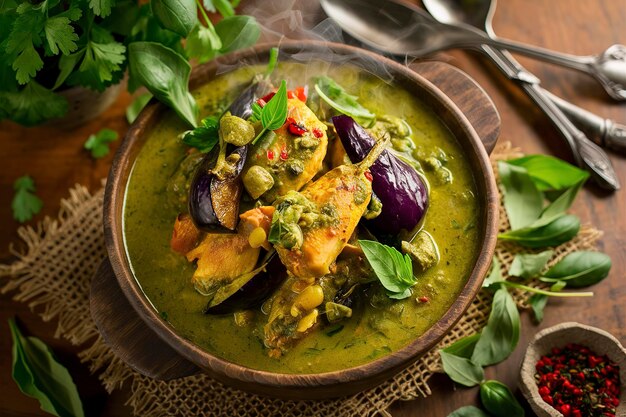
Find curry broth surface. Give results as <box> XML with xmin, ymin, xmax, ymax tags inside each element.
<box><xmin>123</xmin><ymin>62</ymin><xmax>480</xmax><ymax>373</ymax></box>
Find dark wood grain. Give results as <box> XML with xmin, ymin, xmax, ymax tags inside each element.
<box><xmin>0</xmin><ymin>0</ymin><xmax>624</xmax><ymax>415</ymax></box>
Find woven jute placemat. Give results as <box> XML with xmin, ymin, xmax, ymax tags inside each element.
<box><xmin>1</xmin><ymin>142</ymin><xmax>602</xmax><ymax>416</ymax></box>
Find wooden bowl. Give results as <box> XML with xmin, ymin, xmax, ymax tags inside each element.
<box><xmin>96</xmin><ymin>41</ymin><xmax>500</xmax><ymax>399</ymax></box>
<box><xmin>520</xmin><ymin>322</ymin><xmax>626</xmax><ymax>417</ymax></box>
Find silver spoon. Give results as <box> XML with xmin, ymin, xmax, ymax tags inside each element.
<box><xmin>320</xmin><ymin>0</ymin><xmax>626</xmax><ymax>100</ymax></box>
<box><xmin>320</xmin><ymin>0</ymin><xmax>620</xmax><ymax>190</ymax></box>
<box><xmin>422</xmin><ymin>0</ymin><xmax>626</xmax><ymax>154</ymax></box>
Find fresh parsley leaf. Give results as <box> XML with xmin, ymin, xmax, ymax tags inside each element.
<box><xmin>128</xmin><ymin>41</ymin><xmax>198</xmax><ymax>128</ymax></box>
<box><xmin>508</xmin><ymin>250</ymin><xmax>553</xmax><ymax>279</ymax></box>
<box><xmin>0</xmin><ymin>81</ymin><xmax>67</xmax><ymax>126</ymax></box>
<box><xmin>9</xmin><ymin>318</ymin><xmax>85</xmax><ymax>417</ymax></box>
<box><xmin>182</xmin><ymin>116</ymin><xmax>219</xmax><ymax>152</ymax></box>
<box><xmin>314</xmin><ymin>76</ymin><xmax>375</xmax><ymax>123</ymax></box>
<box><xmin>125</xmin><ymin>92</ymin><xmax>152</xmax><ymax>123</ymax></box>
<box><xmin>89</xmin><ymin>0</ymin><xmax>114</xmax><ymax>17</ymax></box>
<box><xmin>185</xmin><ymin>23</ymin><xmax>222</xmax><ymax>63</ymax></box>
<box><xmin>5</xmin><ymin>11</ymin><xmax>45</xmax><ymax>84</ymax></box>
<box><xmin>359</xmin><ymin>239</ymin><xmax>416</xmax><ymax>299</ymax></box>
<box><xmin>251</xmin><ymin>80</ymin><xmax>288</xmax><ymax>144</ymax></box>
<box><xmin>12</xmin><ymin>176</ymin><xmax>43</xmax><ymax>223</ymax></box>
<box><xmin>84</xmin><ymin>128</ymin><xmax>119</xmax><ymax>158</ymax></box>
<box><xmin>44</xmin><ymin>16</ymin><xmax>79</xmax><ymax>55</ymax></box>
<box><xmin>67</xmin><ymin>38</ymin><xmax>126</xmax><ymax>92</ymax></box>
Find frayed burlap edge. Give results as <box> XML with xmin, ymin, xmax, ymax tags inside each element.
<box><xmin>0</xmin><ymin>142</ymin><xmax>603</xmax><ymax>417</ymax></box>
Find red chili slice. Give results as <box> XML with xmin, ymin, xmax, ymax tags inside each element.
<box><xmin>280</xmin><ymin>147</ymin><xmax>288</xmax><ymax>161</ymax></box>
<box><xmin>364</xmin><ymin>171</ymin><xmax>373</xmax><ymax>182</ymax></box>
<box><xmin>312</xmin><ymin>127</ymin><xmax>323</xmax><ymax>138</ymax></box>
<box><xmin>267</xmin><ymin>150</ymin><xmax>275</xmax><ymax>160</ymax></box>
<box><xmin>287</xmin><ymin>120</ymin><xmax>308</xmax><ymax>136</ymax></box>
<box><xmin>260</xmin><ymin>91</ymin><xmax>275</xmax><ymax>103</ymax></box>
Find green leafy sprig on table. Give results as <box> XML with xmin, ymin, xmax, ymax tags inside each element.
<box><xmin>0</xmin><ymin>0</ymin><xmax>261</xmax><ymax>126</ymax></box>
<box><xmin>9</xmin><ymin>318</ymin><xmax>85</xmax><ymax>417</ymax></box>
<box><xmin>358</xmin><ymin>239</ymin><xmax>417</xmax><ymax>299</ymax></box>
<box><xmin>443</xmin><ymin>154</ymin><xmax>612</xmax><ymax>417</ymax></box>
<box><xmin>12</xmin><ymin>176</ymin><xmax>43</xmax><ymax>223</ymax></box>
<box><xmin>84</xmin><ymin>128</ymin><xmax>119</xmax><ymax>158</ymax></box>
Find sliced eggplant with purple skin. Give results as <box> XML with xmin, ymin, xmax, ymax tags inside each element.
<box><xmin>332</xmin><ymin>115</ymin><xmax>429</xmax><ymax>237</ymax></box>
<box><xmin>204</xmin><ymin>252</ymin><xmax>287</xmax><ymax>315</ymax></box>
<box><xmin>188</xmin><ymin>80</ymin><xmax>272</xmax><ymax>232</ymax></box>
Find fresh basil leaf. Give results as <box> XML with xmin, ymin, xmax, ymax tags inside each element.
<box><xmin>529</xmin><ymin>293</ymin><xmax>548</xmax><ymax>323</ymax></box>
<box><xmin>211</xmin><ymin>0</ymin><xmax>234</xmax><ymax>17</ymax></box>
<box><xmin>471</xmin><ymin>288</ymin><xmax>520</xmax><ymax>367</ymax></box>
<box><xmin>12</xmin><ymin>176</ymin><xmax>43</xmax><ymax>223</ymax></box>
<box><xmin>248</xmin><ymin>101</ymin><xmax>262</xmax><ymax>123</ymax></box>
<box><xmin>479</xmin><ymin>380</ymin><xmax>524</xmax><ymax>417</ymax></box>
<box><xmin>314</xmin><ymin>76</ymin><xmax>375</xmax><ymax>123</ymax></box>
<box><xmin>483</xmin><ymin>256</ymin><xmax>504</xmax><ymax>288</ymax></box>
<box><xmin>185</xmin><ymin>23</ymin><xmax>222</xmax><ymax>63</ymax></box>
<box><xmin>128</xmin><ymin>42</ymin><xmax>198</xmax><ymax>128</ymax></box>
<box><xmin>151</xmin><ymin>0</ymin><xmax>197</xmax><ymax>37</ymax></box>
<box><xmin>359</xmin><ymin>239</ymin><xmax>415</xmax><ymax>298</ymax></box>
<box><xmin>508</xmin><ymin>250</ymin><xmax>553</xmax><ymax>279</ymax></box>
<box><xmin>387</xmin><ymin>287</ymin><xmax>412</xmax><ymax>300</ymax></box>
<box><xmin>262</xmin><ymin>80</ymin><xmax>288</xmax><ymax>130</ymax></box>
<box><xmin>531</xmin><ymin>177</ymin><xmax>585</xmax><ymax>228</ymax></box>
<box><xmin>182</xmin><ymin>116</ymin><xmax>219</xmax><ymax>153</ymax></box>
<box><xmin>215</xmin><ymin>15</ymin><xmax>260</xmax><ymax>53</ymax></box>
<box><xmin>125</xmin><ymin>92</ymin><xmax>152</xmax><ymax>124</ymax></box>
<box><xmin>440</xmin><ymin>350</ymin><xmax>484</xmax><ymax>387</ymax></box>
<box><xmin>497</xmin><ymin>161</ymin><xmax>543</xmax><ymax>230</ymax></box>
<box><xmin>442</xmin><ymin>334</ymin><xmax>481</xmax><ymax>359</ymax></box>
<box><xmin>507</xmin><ymin>155</ymin><xmax>589</xmax><ymax>192</ymax></box>
<box><xmin>498</xmin><ymin>214</ymin><xmax>580</xmax><ymax>248</ymax></box>
<box><xmin>448</xmin><ymin>406</ymin><xmax>490</xmax><ymax>417</ymax></box>
<box><xmin>84</xmin><ymin>128</ymin><xmax>119</xmax><ymax>158</ymax></box>
<box><xmin>540</xmin><ymin>251</ymin><xmax>611</xmax><ymax>287</ymax></box>
<box><xmin>9</xmin><ymin>318</ymin><xmax>85</xmax><ymax>417</ymax></box>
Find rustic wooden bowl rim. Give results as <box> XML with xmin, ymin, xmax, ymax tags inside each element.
<box><xmin>103</xmin><ymin>40</ymin><xmax>499</xmax><ymax>392</ymax></box>
<box><xmin>519</xmin><ymin>322</ymin><xmax>626</xmax><ymax>417</ymax></box>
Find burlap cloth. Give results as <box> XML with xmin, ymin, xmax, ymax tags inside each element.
<box><xmin>1</xmin><ymin>142</ymin><xmax>602</xmax><ymax>416</ymax></box>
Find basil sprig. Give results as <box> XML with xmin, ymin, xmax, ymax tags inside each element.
<box><xmin>497</xmin><ymin>155</ymin><xmax>589</xmax><ymax>248</ymax></box>
<box><xmin>9</xmin><ymin>318</ymin><xmax>85</xmax><ymax>417</ymax></box>
<box><xmin>251</xmin><ymin>80</ymin><xmax>288</xmax><ymax>145</ymax></box>
<box><xmin>508</xmin><ymin>250</ymin><xmax>553</xmax><ymax>279</ymax></box>
<box><xmin>540</xmin><ymin>251</ymin><xmax>612</xmax><ymax>287</ymax></box>
<box><xmin>479</xmin><ymin>380</ymin><xmax>525</xmax><ymax>417</ymax></box>
<box><xmin>359</xmin><ymin>239</ymin><xmax>417</xmax><ymax>300</ymax></box>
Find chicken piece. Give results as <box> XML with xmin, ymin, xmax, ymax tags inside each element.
<box><xmin>243</xmin><ymin>98</ymin><xmax>328</xmax><ymax>202</ymax></box>
<box><xmin>183</xmin><ymin>207</ymin><xmax>273</xmax><ymax>296</ymax></box>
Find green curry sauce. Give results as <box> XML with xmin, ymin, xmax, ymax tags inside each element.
<box><xmin>123</xmin><ymin>62</ymin><xmax>480</xmax><ymax>374</ymax></box>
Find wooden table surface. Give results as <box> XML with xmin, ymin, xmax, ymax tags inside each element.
<box><xmin>1</xmin><ymin>0</ymin><xmax>624</xmax><ymax>415</ymax></box>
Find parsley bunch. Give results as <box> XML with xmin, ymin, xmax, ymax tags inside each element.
<box><xmin>0</xmin><ymin>0</ymin><xmax>260</xmax><ymax>127</ymax></box>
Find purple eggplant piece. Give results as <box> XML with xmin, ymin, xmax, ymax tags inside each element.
<box><xmin>188</xmin><ymin>80</ymin><xmax>271</xmax><ymax>232</ymax></box>
<box><xmin>332</xmin><ymin>115</ymin><xmax>428</xmax><ymax>236</ymax></box>
<box><xmin>188</xmin><ymin>145</ymin><xmax>248</xmax><ymax>232</ymax></box>
<box><xmin>205</xmin><ymin>253</ymin><xmax>287</xmax><ymax>315</ymax></box>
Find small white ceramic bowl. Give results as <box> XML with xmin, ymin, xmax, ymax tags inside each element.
<box><xmin>520</xmin><ymin>322</ymin><xmax>626</xmax><ymax>417</ymax></box>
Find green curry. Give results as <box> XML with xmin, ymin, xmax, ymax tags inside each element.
<box><xmin>123</xmin><ymin>62</ymin><xmax>480</xmax><ymax>374</ymax></box>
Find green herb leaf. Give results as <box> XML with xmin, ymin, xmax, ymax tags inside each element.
<box><xmin>182</xmin><ymin>116</ymin><xmax>219</xmax><ymax>152</ymax></box>
<box><xmin>314</xmin><ymin>76</ymin><xmax>375</xmax><ymax>123</ymax></box>
<box><xmin>151</xmin><ymin>0</ymin><xmax>197</xmax><ymax>37</ymax></box>
<box><xmin>265</xmin><ymin>47</ymin><xmax>279</xmax><ymax>78</ymax></box>
<box><xmin>251</xmin><ymin>80</ymin><xmax>288</xmax><ymax>144</ymax></box>
<box><xmin>471</xmin><ymin>288</ymin><xmax>520</xmax><ymax>367</ymax></box>
<box><xmin>508</xmin><ymin>250</ymin><xmax>554</xmax><ymax>279</ymax></box>
<box><xmin>482</xmin><ymin>256</ymin><xmax>504</xmax><ymax>288</ymax></box>
<box><xmin>5</xmin><ymin>11</ymin><xmax>45</xmax><ymax>84</ymax></box>
<box><xmin>84</xmin><ymin>128</ymin><xmax>118</xmax><ymax>159</ymax></box>
<box><xmin>532</xmin><ymin>177</ymin><xmax>585</xmax><ymax>228</ymax></box>
<box><xmin>440</xmin><ymin>350</ymin><xmax>484</xmax><ymax>387</ymax></box>
<box><xmin>215</xmin><ymin>15</ymin><xmax>260</xmax><ymax>53</ymax></box>
<box><xmin>507</xmin><ymin>155</ymin><xmax>589</xmax><ymax>192</ymax></box>
<box><xmin>550</xmin><ymin>280</ymin><xmax>567</xmax><ymax>291</ymax></box>
<box><xmin>125</xmin><ymin>92</ymin><xmax>152</xmax><ymax>124</ymax></box>
<box><xmin>497</xmin><ymin>161</ymin><xmax>543</xmax><ymax>230</ymax></box>
<box><xmin>448</xmin><ymin>406</ymin><xmax>491</xmax><ymax>417</ymax></box>
<box><xmin>0</xmin><ymin>81</ymin><xmax>67</xmax><ymax>126</ymax></box>
<box><xmin>529</xmin><ymin>293</ymin><xmax>548</xmax><ymax>323</ymax></box>
<box><xmin>185</xmin><ymin>23</ymin><xmax>222</xmax><ymax>63</ymax></box>
<box><xmin>129</xmin><ymin>41</ymin><xmax>198</xmax><ymax>128</ymax></box>
<box><xmin>359</xmin><ymin>240</ymin><xmax>415</xmax><ymax>299</ymax></box>
<box><xmin>479</xmin><ymin>380</ymin><xmax>524</xmax><ymax>417</ymax></box>
<box><xmin>9</xmin><ymin>318</ymin><xmax>85</xmax><ymax>417</ymax></box>
<box><xmin>540</xmin><ymin>251</ymin><xmax>611</xmax><ymax>287</ymax></box>
<box><xmin>248</xmin><ymin>101</ymin><xmax>262</xmax><ymax>123</ymax></box>
<box><xmin>89</xmin><ymin>0</ymin><xmax>114</xmax><ymax>17</ymax></box>
<box><xmin>66</xmin><ymin>37</ymin><xmax>126</xmax><ymax>92</ymax></box>
<box><xmin>44</xmin><ymin>16</ymin><xmax>79</xmax><ymax>55</ymax></box>
<box><xmin>12</xmin><ymin>176</ymin><xmax>43</xmax><ymax>223</ymax></box>
<box><xmin>209</xmin><ymin>0</ymin><xmax>234</xmax><ymax>17</ymax></box>
<box><xmin>498</xmin><ymin>214</ymin><xmax>580</xmax><ymax>248</ymax></box>
<box><xmin>442</xmin><ymin>334</ymin><xmax>481</xmax><ymax>359</ymax></box>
